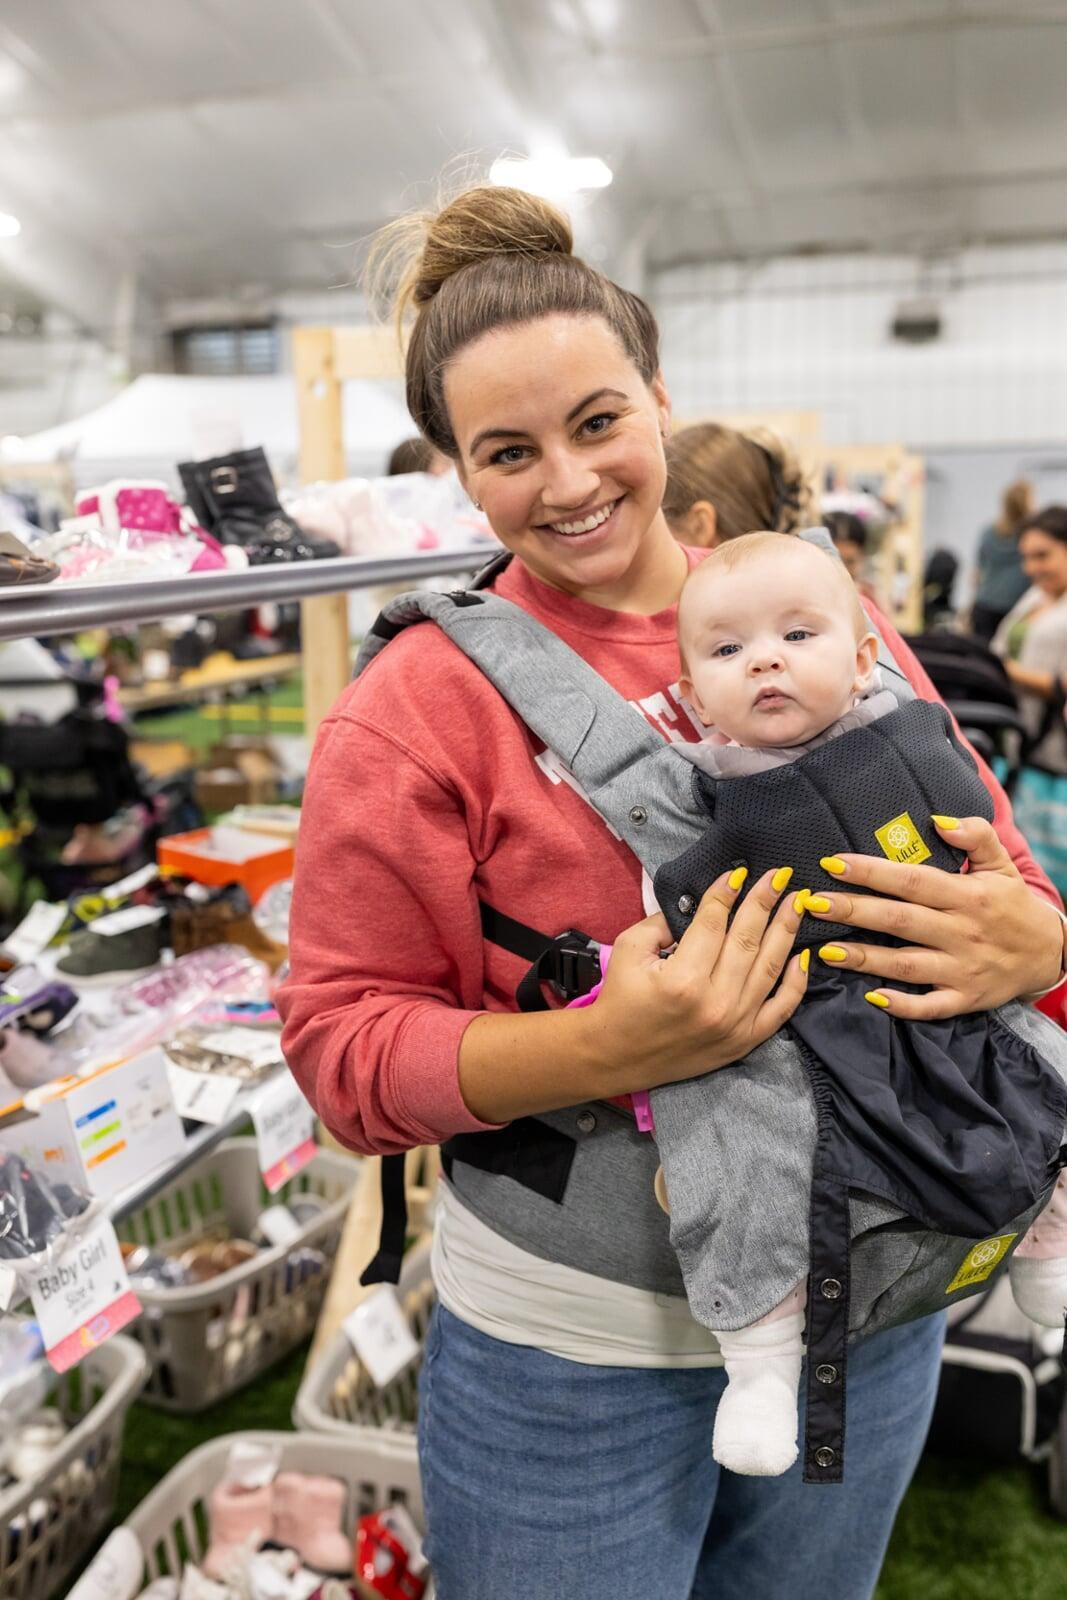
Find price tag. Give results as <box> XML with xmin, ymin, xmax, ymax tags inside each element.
<box><xmin>104</xmin><ymin>863</ymin><xmax>159</xmax><ymax>899</ymax></box>
<box><xmin>166</xmin><ymin>1063</ymin><xmax>243</xmax><ymax>1124</ymax></box>
<box><xmin>199</xmin><ymin>1027</ymin><xmax>283</xmax><ymax>1072</ymax></box>
<box><xmin>28</xmin><ymin>1216</ymin><xmax>141</xmax><ymax>1373</ymax></box>
<box><xmin>251</xmin><ymin>1074</ymin><xmax>315</xmax><ymax>1192</ymax></box>
<box><xmin>343</xmin><ymin>1285</ymin><xmax>420</xmax><ymax>1388</ymax></box>
<box><xmin>89</xmin><ymin>904</ymin><xmax>166</xmax><ymax>937</ymax></box>
<box><xmin>2</xmin><ymin>901</ymin><xmax>66</xmax><ymax>964</ymax></box>
<box><xmin>256</xmin><ymin>1204</ymin><xmax>303</xmax><ymax>1247</ymax></box>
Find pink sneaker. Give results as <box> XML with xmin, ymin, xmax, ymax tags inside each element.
<box><xmin>272</xmin><ymin>1472</ymin><xmax>351</xmax><ymax>1573</ymax></box>
<box><xmin>202</xmin><ymin>1479</ymin><xmax>274</xmax><ymax>1579</ymax></box>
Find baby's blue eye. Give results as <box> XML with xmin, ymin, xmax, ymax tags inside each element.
<box><xmin>785</xmin><ymin>629</ymin><xmax>812</xmax><ymax>643</ymax></box>
<box><xmin>713</xmin><ymin>642</ymin><xmax>741</xmax><ymax>658</ymax></box>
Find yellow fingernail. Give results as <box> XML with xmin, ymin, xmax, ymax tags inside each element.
<box><xmin>819</xmin><ymin>944</ymin><xmax>849</xmax><ymax>963</ymax></box>
<box><xmin>805</xmin><ymin>895</ymin><xmax>833</xmax><ymax>914</ymax></box>
<box><xmin>865</xmin><ymin>991</ymin><xmax>891</xmax><ymax>1009</ymax></box>
<box><xmin>799</xmin><ymin>949</ymin><xmax>811</xmax><ymax>973</ymax></box>
<box><xmin>930</xmin><ymin>815</ymin><xmax>960</xmax><ymax>831</ymax></box>
<box><xmin>793</xmin><ymin>889</ymin><xmax>810</xmax><ymax>916</ymax></box>
<box><xmin>820</xmin><ymin>856</ymin><xmax>847</xmax><ymax>876</ymax></box>
<box><xmin>729</xmin><ymin>865</ymin><xmax>748</xmax><ymax>891</ymax></box>
<box><xmin>772</xmin><ymin>866</ymin><xmax>794</xmax><ymax>893</ymax></box>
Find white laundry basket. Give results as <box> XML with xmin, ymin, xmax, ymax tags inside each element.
<box><xmin>0</xmin><ymin>1335</ymin><xmax>148</xmax><ymax>1600</ymax></box>
<box><xmin>115</xmin><ymin>1138</ymin><xmax>360</xmax><ymax>1411</ymax></box>
<box><xmin>120</xmin><ymin>1430</ymin><xmax>429</xmax><ymax>1594</ymax></box>
<box><xmin>293</xmin><ymin>1240</ymin><xmax>434</xmax><ymax>1437</ymax></box>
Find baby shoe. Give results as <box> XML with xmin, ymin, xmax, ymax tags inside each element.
<box><xmin>6</xmin><ymin>1409</ymin><xmax>67</xmax><ymax>1480</ymax></box>
<box><xmin>202</xmin><ymin>1479</ymin><xmax>274</xmax><ymax>1580</ymax></box>
<box><xmin>0</xmin><ymin>1026</ymin><xmax>60</xmax><ymax>1091</ymax></box>
<box><xmin>272</xmin><ymin>1473</ymin><xmax>351</xmax><ymax>1574</ymax></box>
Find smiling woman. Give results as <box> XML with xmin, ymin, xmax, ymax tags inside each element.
<box><xmin>278</xmin><ymin>182</ymin><xmax>1065</xmax><ymax>1600</ymax></box>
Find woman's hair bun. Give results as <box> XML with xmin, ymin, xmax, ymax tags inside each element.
<box><xmin>410</xmin><ymin>186</ymin><xmax>573</xmax><ymax>307</ymax></box>
<box><xmin>366</xmin><ymin>176</ymin><xmax>659</xmax><ymax>456</ymax></box>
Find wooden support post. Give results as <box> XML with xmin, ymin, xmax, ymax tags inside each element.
<box><xmin>293</xmin><ymin>327</ymin><xmax>352</xmax><ymax>737</ymax></box>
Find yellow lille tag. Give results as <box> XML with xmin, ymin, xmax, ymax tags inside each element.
<box><xmin>945</xmin><ymin>1233</ymin><xmax>1017</xmax><ymax>1295</ymax></box>
<box><xmin>874</xmin><ymin>811</ymin><xmax>932</xmax><ymax>866</ymax></box>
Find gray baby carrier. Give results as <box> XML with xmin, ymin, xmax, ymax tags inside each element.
<box><xmin>356</xmin><ymin>536</ymin><xmax>1067</xmax><ymax>1484</ymax></box>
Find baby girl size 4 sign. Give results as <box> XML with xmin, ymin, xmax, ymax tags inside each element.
<box><xmin>29</xmin><ymin>1216</ymin><xmax>141</xmax><ymax>1372</ymax></box>
<box><xmin>251</xmin><ymin>1074</ymin><xmax>316</xmax><ymax>1192</ymax></box>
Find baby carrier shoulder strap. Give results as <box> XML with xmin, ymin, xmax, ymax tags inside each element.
<box><xmin>356</xmin><ymin>576</ymin><xmax>666</xmax><ymax>810</ymax></box>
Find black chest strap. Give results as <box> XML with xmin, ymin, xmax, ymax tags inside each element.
<box><xmin>360</xmin><ymin>902</ymin><xmax>600</xmax><ymax>1287</ymax></box>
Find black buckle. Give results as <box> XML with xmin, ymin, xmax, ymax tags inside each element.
<box><xmin>549</xmin><ymin>934</ymin><xmax>603</xmax><ymax>1002</ymax></box>
<box><xmin>516</xmin><ymin>929</ymin><xmax>602</xmax><ymax>1012</ymax></box>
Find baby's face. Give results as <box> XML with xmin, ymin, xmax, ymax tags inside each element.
<box><xmin>679</xmin><ymin>545</ymin><xmax>877</xmax><ymax>748</ymax></box>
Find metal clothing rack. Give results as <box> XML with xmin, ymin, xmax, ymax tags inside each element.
<box><xmin>0</xmin><ymin>328</ymin><xmax>468</xmax><ymax>1233</ymax></box>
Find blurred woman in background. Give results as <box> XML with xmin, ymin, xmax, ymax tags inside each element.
<box><xmin>824</xmin><ymin>509</ymin><xmax>882</xmax><ymax>606</ymax></box>
<box><xmin>992</xmin><ymin>505</ymin><xmax>1067</xmax><ymax>897</ymax></box>
<box><xmin>972</xmin><ymin>478</ymin><xmax>1035</xmax><ymax>643</ymax></box>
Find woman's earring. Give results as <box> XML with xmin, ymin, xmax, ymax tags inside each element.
<box><xmin>472</xmin><ymin>499</ymin><xmax>482</xmax><ymax>511</ymax></box>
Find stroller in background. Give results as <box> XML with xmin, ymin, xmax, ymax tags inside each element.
<box><xmin>904</xmin><ymin>628</ymin><xmax>1030</xmax><ymax>793</ymax></box>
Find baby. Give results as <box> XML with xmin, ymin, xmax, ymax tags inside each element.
<box><xmin>659</xmin><ymin>531</ymin><xmax>1067</xmax><ymax>1476</ymax></box>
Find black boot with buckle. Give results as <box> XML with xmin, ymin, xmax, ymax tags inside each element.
<box><xmin>178</xmin><ymin>447</ymin><xmax>340</xmax><ymax>565</ymax></box>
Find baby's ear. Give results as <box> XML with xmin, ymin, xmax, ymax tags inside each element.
<box><xmin>678</xmin><ymin>674</ymin><xmax>706</xmax><ymax>722</ymax></box>
<box><xmin>853</xmin><ymin>631</ymin><xmax>880</xmax><ymax>692</ymax></box>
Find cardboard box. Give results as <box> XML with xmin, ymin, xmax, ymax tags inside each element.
<box><xmin>194</xmin><ymin>766</ymin><xmax>250</xmax><ymax>815</ymax></box>
<box><xmin>158</xmin><ymin>824</ymin><xmax>294</xmax><ymax>903</ymax></box>
<box><xmin>0</xmin><ymin>1047</ymin><xmax>186</xmax><ymax>1203</ymax></box>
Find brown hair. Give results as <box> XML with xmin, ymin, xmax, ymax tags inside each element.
<box><xmin>387</xmin><ymin>437</ymin><xmax>437</xmax><ymax>475</ymax></box>
<box><xmin>663</xmin><ymin>422</ymin><xmax>814</xmax><ymax>541</ymax></box>
<box><xmin>997</xmin><ymin>478</ymin><xmax>1034</xmax><ymax>535</ymax></box>
<box><xmin>368</xmin><ymin>185</ymin><xmax>661</xmax><ymax>456</ymax></box>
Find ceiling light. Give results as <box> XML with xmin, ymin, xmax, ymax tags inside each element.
<box><xmin>489</xmin><ymin>155</ymin><xmax>613</xmax><ymax>198</ymax></box>
<box><xmin>0</xmin><ymin>212</ymin><xmax>20</xmax><ymax>238</ymax></box>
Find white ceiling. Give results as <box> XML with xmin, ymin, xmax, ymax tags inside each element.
<box><xmin>1</xmin><ymin>1</ymin><xmax>1067</xmax><ymax>336</ymax></box>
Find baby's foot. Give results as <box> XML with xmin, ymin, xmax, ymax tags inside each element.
<box><xmin>1009</xmin><ymin>1254</ymin><xmax>1067</xmax><ymax>1328</ymax></box>
<box><xmin>712</xmin><ymin>1371</ymin><xmax>800</xmax><ymax>1476</ymax></box>
<box><xmin>711</xmin><ymin>1310</ymin><xmax>804</xmax><ymax>1477</ymax></box>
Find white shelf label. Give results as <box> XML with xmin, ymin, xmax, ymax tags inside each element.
<box><xmin>251</xmin><ymin>1074</ymin><xmax>315</xmax><ymax>1192</ymax></box>
<box><xmin>344</xmin><ymin>1284</ymin><xmax>420</xmax><ymax>1388</ymax></box>
<box><xmin>198</xmin><ymin>1027</ymin><xmax>283</xmax><ymax>1072</ymax></box>
<box><xmin>28</xmin><ymin>1216</ymin><xmax>140</xmax><ymax>1372</ymax></box>
<box><xmin>2</xmin><ymin>901</ymin><xmax>66</xmax><ymax>963</ymax></box>
<box><xmin>166</xmin><ymin>1063</ymin><xmax>243</xmax><ymax>1125</ymax></box>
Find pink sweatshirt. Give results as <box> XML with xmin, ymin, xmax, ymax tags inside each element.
<box><xmin>277</xmin><ymin>552</ymin><xmax>1060</xmax><ymax>1156</ymax></box>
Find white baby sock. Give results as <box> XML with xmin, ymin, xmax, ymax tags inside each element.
<box><xmin>1008</xmin><ymin>1171</ymin><xmax>1067</xmax><ymax>1328</ymax></box>
<box><xmin>711</xmin><ymin>1310</ymin><xmax>805</xmax><ymax>1477</ymax></box>
<box><xmin>1008</xmin><ymin>1255</ymin><xmax>1067</xmax><ymax>1328</ymax></box>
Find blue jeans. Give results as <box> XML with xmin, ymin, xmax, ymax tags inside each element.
<box><xmin>418</xmin><ymin>1304</ymin><xmax>945</xmax><ymax>1600</ymax></box>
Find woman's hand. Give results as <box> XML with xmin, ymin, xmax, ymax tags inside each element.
<box><xmin>587</xmin><ymin>866</ymin><xmax>809</xmax><ymax>1095</ymax></box>
<box><xmin>804</xmin><ymin>816</ymin><xmax>1066</xmax><ymax>1019</ymax></box>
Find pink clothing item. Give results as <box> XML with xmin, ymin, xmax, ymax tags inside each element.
<box><xmin>277</xmin><ymin>555</ymin><xmax>1060</xmax><ymax>1157</ymax></box>
<box><xmin>567</xmin><ymin>945</ymin><xmax>657</xmax><ymax>1130</ymax></box>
